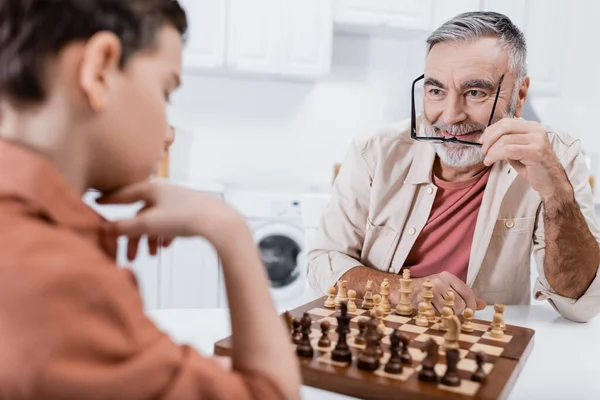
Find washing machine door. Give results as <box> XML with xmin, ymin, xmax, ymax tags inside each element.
<box><xmin>253</xmin><ymin>221</ymin><xmax>306</xmax><ymax>297</ymax></box>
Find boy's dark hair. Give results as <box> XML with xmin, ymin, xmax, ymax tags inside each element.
<box><xmin>0</xmin><ymin>0</ymin><xmax>187</xmax><ymax>106</ymax></box>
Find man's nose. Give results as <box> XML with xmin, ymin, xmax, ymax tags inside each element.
<box><xmin>440</xmin><ymin>95</ymin><xmax>468</xmax><ymax>126</ymax></box>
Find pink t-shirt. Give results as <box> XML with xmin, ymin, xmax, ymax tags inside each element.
<box><xmin>403</xmin><ymin>168</ymin><xmax>491</xmax><ymax>282</ymax></box>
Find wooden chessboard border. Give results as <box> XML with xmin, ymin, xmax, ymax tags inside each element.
<box><xmin>214</xmin><ymin>296</ymin><xmax>535</xmax><ymax>400</ymax></box>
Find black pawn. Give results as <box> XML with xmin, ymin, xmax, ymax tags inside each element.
<box><xmin>354</xmin><ymin>318</ymin><xmax>368</xmax><ymax>346</ymax></box>
<box><xmin>331</xmin><ymin>302</ymin><xmax>352</xmax><ymax>363</ymax></box>
<box><xmin>318</xmin><ymin>320</ymin><xmax>331</xmax><ymax>348</ymax></box>
<box><xmin>296</xmin><ymin>313</ymin><xmax>314</xmax><ymax>358</ymax></box>
<box><xmin>441</xmin><ymin>348</ymin><xmax>461</xmax><ymax>387</ymax></box>
<box><xmin>292</xmin><ymin>318</ymin><xmax>301</xmax><ymax>344</ymax></box>
<box><xmin>375</xmin><ymin>328</ymin><xmax>384</xmax><ymax>359</ymax></box>
<box><xmin>400</xmin><ymin>333</ymin><xmax>413</xmax><ymax>365</ymax></box>
<box><xmin>418</xmin><ymin>338</ymin><xmax>439</xmax><ymax>383</ymax></box>
<box><xmin>471</xmin><ymin>351</ymin><xmax>487</xmax><ymax>383</ymax></box>
<box><xmin>384</xmin><ymin>328</ymin><xmax>403</xmax><ymax>374</ymax></box>
<box><xmin>357</xmin><ymin>316</ymin><xmax>381</xmax><ymax>371</ymax></box>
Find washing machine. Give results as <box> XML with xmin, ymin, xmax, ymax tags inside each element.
<box><xmin>223</xmin><ymin>189</ymin><xmax>315</xmax><ymax>310</ymax></box>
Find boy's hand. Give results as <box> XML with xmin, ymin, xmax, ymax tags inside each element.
<box><xmin>97</xmin><ymin>181</ymin><xmax>245</xmax><ymax>260</ymax></box>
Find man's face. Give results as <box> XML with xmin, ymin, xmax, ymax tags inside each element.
<box><xmin>422</xmin><ymin>37</ymin><xmax>517</xmax><ymax>168</ymax></box>
<box><xmin>90</xmin><ymin>26</ymin><xmax>182</xmax><ymax>191</ymax></box>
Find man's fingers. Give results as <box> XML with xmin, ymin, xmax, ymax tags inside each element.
<box><xmin>96</xmin><ymin>182</ymin><xmax>154</xmax><ymax>205</ymax></box>
<box><xmin>476</xmin><ymin>298</ymin><xmax>487</xmax><ymax>310</ymax></box>
<box><xmin>453</xmin><ymin>297</ymin><xmax>467</xmax><ymax>315</ymax></box>
<box><xmin>432</xmin><ymin>296</ymin><xmax>444</xmax><ymax>314</ymax></box>
<box><xmin>148</xmin><ymin>237</ymin><xmax>159</xmax><ymax>256</ymax></box>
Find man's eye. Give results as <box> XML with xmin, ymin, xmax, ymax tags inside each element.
<box><xmin>467</xmin><ymin>90</ymin><xmax>485</xmax><ymax>97</ymax></box>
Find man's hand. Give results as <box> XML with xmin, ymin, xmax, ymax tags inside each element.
<box><xmin>411</xmin><ymin>272</ymin><xmax>486</xmax><ymax>315</ymax></box>
<box><xmin>480</xmin><ymin>118</ymin><xmax>572</xmax><ymax>200</ymax></box>
<box><xmin>97</xmin><ymin>181</ymin><xmax>246</xmax><ymax>260</ymax></box>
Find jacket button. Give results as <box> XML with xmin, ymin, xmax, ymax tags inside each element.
<box><xmin>427</xmin><ymin>187</ymin><xmax>434</xmax><ymax>195</ymax></box>
<box><xmin>408</xmin><ymin>227</ymin><xmax>416</xmax><ymax>235</ymax></box>
<box><xmin>505</xmin><ymin>219</ymin><xmax>515</xmax><ymax>229</ymax></box>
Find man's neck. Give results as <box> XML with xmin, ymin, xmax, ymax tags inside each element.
<box><xmin>433</xmin><ymin>157</ymin><xmax>487</xmax><ymax>182</ymax></box>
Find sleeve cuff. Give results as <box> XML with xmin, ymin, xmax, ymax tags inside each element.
<box><xmin>534</xmin><ymin>278</ymin><xmax>600</xmax><ymax>323</ymax></box>
<box><xmin>307</xmin><ymin>251</ymin><xmax>362</xmax><ymax>294</ymax></box>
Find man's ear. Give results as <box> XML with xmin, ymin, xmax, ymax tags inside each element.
<box><xmin>79</xmin><ymin>32</ymin><xmax>122</xmax><ymax>112</ymax></box>
<box><xmin>513</xmin><ymin>75</ymin><xmax>530</xmax><ymax>118</ymax></box>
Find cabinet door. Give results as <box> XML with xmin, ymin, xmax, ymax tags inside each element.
<box><xmin>179</xmin><ymin>0</ymin><xmax>227</xmax><ymax>71</ymax></box>
<box><xmin>160</xmin><ymin>238</ymin><xmax>221</xmax><ymax>309</ymax></box>
<box><xmin>280</xmin><ymin>0</ymin><xmax>333</xmax><ymax>78</ymax></box>
<box><xmin>334</xmin><ymin>0</ymin><xmax>433</xmax><ymax>31</ymax></box>
<box><xmin>226</xmin><ymin>0</ymin><xmax>282</xmax><ymax>74</ymax></box>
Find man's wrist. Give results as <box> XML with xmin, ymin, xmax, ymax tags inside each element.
<box><xmin>540</xmin><ymin>180</ymin><xmax>575</xmax><ymax>215</ymax></box>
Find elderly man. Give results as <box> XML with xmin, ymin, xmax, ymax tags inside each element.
<box><xmin>307</xmin><ymin>12</ymin><xmax>600</xmax><ymax>323</ymax></box>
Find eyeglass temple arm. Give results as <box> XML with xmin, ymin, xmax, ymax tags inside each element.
<box><xmin>411</xmin><ymin>74</ymin><xmax>425</xmax><ymax>137</ymax></box>
<box><xmin>487</xmin><ymin>74</ymin><xmax>505</xmax><ymax>126</ymax></box>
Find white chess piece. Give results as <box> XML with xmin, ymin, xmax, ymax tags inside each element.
<box><xmin>396</xmin><ymin>269</ymin><xmax>413</xmax><ymax>316</ymax></box>
<box><xmin>324</xmin><ymin>287</ymin><xmax>336</xmax><ymax>308</ymax></box>
<box><xmin>347</xmin><ymin>289</ymin><xmax>357</xmax><ymax>312</ymax></box>
<box><xmin>334</xmin><ymin>280</ymin><xmax>348</xmax><ymax>305</ymax></box>
<box><xmin>461</xmin><ymin>308</ymin><xmax>474</xmax><ymax>333</ymax></box>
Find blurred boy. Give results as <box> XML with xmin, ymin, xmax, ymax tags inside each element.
<box><xmin>0</xmin><ymin>1</ymin><xmax>300</xmax><ymax>399</ymax></box>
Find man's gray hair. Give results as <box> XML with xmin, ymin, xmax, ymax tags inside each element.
<box><xmin>426</xmin><ymin>12</ymin><xmax>527</xmax><ymax>80</ymax></box>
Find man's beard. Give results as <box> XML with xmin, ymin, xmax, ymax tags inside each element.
<box><xmin>422</xmin><ymin>94</ymin><xmax>518</xmax><ymax>168</ymax></box>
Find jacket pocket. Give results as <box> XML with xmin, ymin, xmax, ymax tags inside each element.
<box><xmin>493</xmin><ymin>216</ymin><xmax>536</xmax><ymax>236</ymax></box>
<box><xmin>361</xmin><ymin>221</ymin><xmax>400</xmax><ymax>270</ymax></box>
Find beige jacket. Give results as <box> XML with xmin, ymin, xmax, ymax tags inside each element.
<box><xmin>307</xmin><ymin>118</ymin><xmax>600</xmax><ymax>323</ymax></box>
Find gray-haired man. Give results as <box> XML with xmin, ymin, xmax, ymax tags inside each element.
<box><xmin>307</xmin><ymin>12</ymin><xmax>600</xmax><ymax>322</ymax></box>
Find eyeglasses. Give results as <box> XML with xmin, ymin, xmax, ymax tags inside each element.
<box><xmin>410</xmin><ymin>74</ymin><xmax>505</xmax><ymax>147</ymax></box>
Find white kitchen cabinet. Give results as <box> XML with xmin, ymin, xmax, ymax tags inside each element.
<box><xmin>159</xmin><ymin>237</ymin><xmax>221</xmax><ymax>309</ymax></box>
<box><xmin>334</xmin><ymin>0</ymin><xmax>433</xmax><ymax>34</ymax></box>
<box><xmin>179</xmin><ymin>0</ymin><xmax>227</xmax><ymax>71</ymax></box>
<box><xmin>226</xmin><ymin>0</ymin><xmax>333</xmax><ymax>79</ymax></box>
<box><xmin>82</xmin><ymin>192</ymin><xmax>160</xmax><ymax>310</ymax></box>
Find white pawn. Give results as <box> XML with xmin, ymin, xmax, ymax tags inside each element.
<box><xmin>461</xmin><ymin>308</ymin><xmax>474</xmax><ymax>333</ymax></box>
<box><xmin>490</xmin><ymin>313</ymin><xmax>504</xmax><ymax>339</ymax></box>
<box><xmin>494</xmin><ymin>304</ymin><xmax>506</xmax><ymax>331</ymax></box>
<box><xmin>444</xmin><ymin>289</ymin><xmax>455</xmax><ymax>313</ymax></box>
<box><xmin>439</xmin><ymin>306</ymin><xmax>452</xmax><ymax>331</ymax></box>
<box><xmin>347</xmin><ymin>289</ymin><xmax>357</xmax><ymax>312</ymax></box>
<box><xmin>324</xmin><ymin>287</ymin><xmax>336</xmax><ymax>308</ymax></box>
<box><xmin>334</xmin><ymin>280</ymin><xmax>348</xmax><ymax>305</ymax></box>
<box><xmin>415</xmin><ymin>302</ymin><xmax>429</xmax><ymax>327</ymax></box>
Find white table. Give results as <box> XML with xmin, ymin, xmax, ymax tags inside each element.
<box><xmin>148</xmin><ymin>304</ymin><xmax>600</xmax><ymax>400</ymax></box>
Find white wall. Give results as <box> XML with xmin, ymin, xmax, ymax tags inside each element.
<box><xmin>168</xmin><ymin>3</ymin><xmax>600</xmax><ymax>193</ymax></box>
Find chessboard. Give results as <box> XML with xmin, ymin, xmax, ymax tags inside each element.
<box><xmin>214</xmin><ymin>296</ymin><xmax>535</xmax><ymax>400</ymax></box>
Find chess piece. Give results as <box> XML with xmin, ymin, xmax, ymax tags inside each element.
<box><xmin>471</xmin><ymin>351</ymin><xmax>487</xmax><ymax>382</ymax></box>
<box><xmin>357</xmin><ymin>316</ymin><xmax>381</xmax><ymax>371</ymax></box>
<box><xmin>400</xmin><ymin>333</ymin><xmax>413</xmax><ymax>365</ymax></box>
<box><xmin>331</xmin><ymin>302</ymin><xmax>352</xmax><ymax>363</ymax></box>
<box><xmin>494</xmin><ymin>304</ymin><xmax>506</xmax><ymax>331</ymax></box>
<box><xmin>422</xmin><ymin>278</ymin><xmax>435</xmax><ymax>321</ymax></box>
<box><xmin>292</xmin><ymin>318</ymin><xmax>302</xmax><ymax>344</ymax></box>
<box><xmin>415</xmin><ymin>302</ymin><xmax>429</xmax><ymax>327</ymax></box>
<box><xmin>439</xmin><ymin>306</ymin><xmax>452</xmax><ymax>332</ymax></box>
<box><xmin>380</xmin><ymin>278</ymin><xmax>392</xmax><ymax>314</ymax></box>
<box><xmin>324</xmin><ymin>287</ymin><xmax>336</xmax><ymax>308</ymax></box>
<box><xmin>318</xmin><ymin>320</ymin><xmax>331</xmax><ymax>348</ymax></box>
<box><xmin>296</xmin><ymin>313</ymin><xmax>314</xmax><ymax>358</ymax></box>
<box><xmin>444</xmin><ymin>289</ymin><xmax>455</xmax><ymax>313</ymax></box>
<box><xmin>347</xmin><ymin>289</ymin><xmax>358</xmax><ymax>312</ymax></box>
<box><xmin>354</xmin><ymin>318</ymin><xmax>368</xmax><ymax>346</ymax></box>
<box><xmin>283</xmin><ymin>311</ymin><xmax>294</xmax><ymax>333</ymax></box>
<box><xmin>462</xmin><ymin>308</ymin><xmax>474</xmax><ymax>333</ymax></box>
<box><xmin>396</xmin><ymin>269</ymin><xmax>413</xmax><ymax>316</ymax></box>
<box><xmin>334</xmin><ymin>280</ymin><xmax>348</xmax><ymax>305</ymax></box>
<box><xmin>441</xmin><ymin>348</ymin><xmax>461</xmax><ymax>387</ymax></box>
<box><xmin>375</xmin><ymin>328</ymin><xmax>384</xmax><ymax>359</ymax></box>
<box><xmin>418</xmin><ymin>338</ymin><xmax>439</xmax><ymax>382</ymax></box>
<box><xmin>362</xmin><ymin>280</ymin><xmax>375</xmax><ymax>310</ymax></box>
<box><xmin>384</xmin><ymin>328</ymin><xmax>403</xmax><ymax>374</ymax></box>
<box><xmin>374</xmin><ymin>305</ymin><xmax>385</xmax><ymax>332</ymax></box>
<box><xmin>490</xmin><ymin>313</ymin><xmax>504</xmax><ymax>339</ymax></box>
<box><xmin>443</xmin><ymin>316</ymin><xmax>461</xmax><ymax>353</ymax></box>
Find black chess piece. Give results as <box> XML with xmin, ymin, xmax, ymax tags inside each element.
<box><xmin>471</xmin><ymin>351</ymin><xmax>487</xmax><ymax>383</ymax></box>
<box><xmin>375</xmin><ymin>328</ymin><xmax>384</xmax><ymax>359</ymax></box>
<box><xmin>292</xmin><ymin>318</ymin><xmax>301</xmax><ymax>344</ymax></box>
<box><xmin>296</xmin><ymin>313</ymin><xmax>314</xmax><ymax>358</ymax></box>
<box><xmin>354</xmin><ymin>318</ymin><xmax>367</xmax><ymax>346</ymax></box>
<box><xmin>357</xmin><ymin>316</ymin><xmax>380</xmax><ymax>371</ymax></box>
<box><xmin>400</xmin><ymin>333</ymin><xmax>412</xmax><ymax>365</ymax></box>
<box><xmin>331</xmin><ymin>302</ymin><xmax>352</xmax><ymax>363</ymax></box>
<box><xmin>441</xmin><ymin>348</ymin><xmax>461</xmax><ymax>387</ymax></box>
<box><xmin>318</xmin><ymin>320</ymin><xmax>331</xmax><ymax>348</ymax></box>
<box><xmin>384</xmin><ymin>328</ymin><xmax>403</xmax><ymax>374</ymax></box>
<box><xmin>418</xmin><ymin>338</ymin><xmax>439</xmax><ymax>382</ymax></box>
